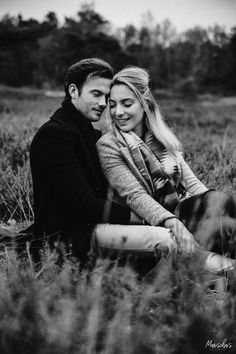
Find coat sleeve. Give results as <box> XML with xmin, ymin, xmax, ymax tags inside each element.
<box><xmin>178</xmin><ymin>154</ymin><xmax>209</xmax><ymax>195</ymax></box>
<box><xmin>97</xmin><ymin>134</ymin><xmax>176</xmax><ymax>226</ymax></box>
<box><xmin>31</xmin><ymin>127</ymin><xmax>130</xmax><ymax>225</ymax></box>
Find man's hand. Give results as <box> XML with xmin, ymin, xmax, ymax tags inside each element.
<box><xmin>164</xmin><ymin>218</ymin><xmax>199</xmax><ymax>253</ymax></box>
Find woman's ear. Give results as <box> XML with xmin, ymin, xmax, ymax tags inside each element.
<box><xmin>68</xmin><ymin>84</ymin><xmax>78</xmax><ymax>99</ymax></box>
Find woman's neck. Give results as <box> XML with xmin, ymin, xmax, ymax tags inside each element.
<box><xmin>133</xmin><ymin>120</ymin><xmax>145</xmax><ymax>138</ymax></box>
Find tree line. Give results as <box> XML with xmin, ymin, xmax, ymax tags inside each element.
<box><xmin>1</xmin><ymin>4</ymin><xmax>236</xmax><ymax>93</ymax></box>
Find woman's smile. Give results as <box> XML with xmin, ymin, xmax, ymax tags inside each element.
<box><xmin>115</xmin><ymin>117</ymin><xmax>131</xmax><ymax>124</ymax></box>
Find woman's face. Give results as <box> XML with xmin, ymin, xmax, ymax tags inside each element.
<box><xmin>109</xmin><ymin>84</ymin><xmax>144</xmax><ymax>135</ymax></box>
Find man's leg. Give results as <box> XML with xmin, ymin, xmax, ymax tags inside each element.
<box><xmin>177</xmin><ymin>190</ymin><xmax>236</xmax><ymax>256</ymax></box>
<box><xmin>194</xmin><ymin>217</ymin><xmax>236</xmax><ymax>257</ymax></box>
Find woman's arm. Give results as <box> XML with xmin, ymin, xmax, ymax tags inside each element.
<box><xmin>97</xmin><ymin>134</ymin><xmax>176</xmax><ymax>226</ymax></box>
<box><xmin>178</xmin><ymin>154</ymin><xmax>208</xmax><ymax>195</ymax></box>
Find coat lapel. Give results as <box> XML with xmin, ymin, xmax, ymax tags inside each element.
<box><xmin>119</xmin><ymin>146</ymin><xmax>153</xmax><ymax>196</ymax></box>
<box><xmin>51</xmin><ymin>102</ymin><xmax>106</xmax><ymax>190</ymax></box>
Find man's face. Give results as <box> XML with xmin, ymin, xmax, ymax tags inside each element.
<box><xmin>71</xmin><ymin>77</ymin><xmax>112</xmax><ymax>122</ymax></box>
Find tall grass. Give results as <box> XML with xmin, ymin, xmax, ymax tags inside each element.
<box><xmin>0</xmin><ymin>248</ymin><xmax>235</xmax><ymax>354</ymax></box>
<box><xmin>0</xmin><ymin>90</ymin><xmax>236</xmax><ymax>353</ymax></box>
<box><xmin>0</xmin><ymin>93</ymin><xmax>60</xmax><ymax>224</ymax></box>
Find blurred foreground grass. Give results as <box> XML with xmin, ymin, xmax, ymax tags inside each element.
<box><xmin>0</xmin><ymin>89</ymin><xmax>236</xmax><ymax>353</ymax></box>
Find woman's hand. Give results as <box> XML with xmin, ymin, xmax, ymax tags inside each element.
<box><xmin>164</xmin><ymin>218</ymin><xmax>199</xmax><ymax>253</ymax></box>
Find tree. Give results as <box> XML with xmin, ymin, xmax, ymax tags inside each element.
<box><xmin>0</xmin><ymin>14</ymin><xmax>44</xmax><ymax>86</ymax></box>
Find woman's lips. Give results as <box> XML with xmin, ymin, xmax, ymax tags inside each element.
<box><xmin>115</xmin><ymin>117</ymin><xmax>131</xmax><ymax>124</ymax></box>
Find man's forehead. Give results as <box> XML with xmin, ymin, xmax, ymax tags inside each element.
<box><xmin>84</xmin><ymin>77</ymin><xmax>112</xmax><ymax>92</ymax></box>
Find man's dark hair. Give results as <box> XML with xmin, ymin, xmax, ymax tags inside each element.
<box><xmin>64</xmin><ymin>58</ymin><xmax>114</xmax><ymax>98</ymax></box>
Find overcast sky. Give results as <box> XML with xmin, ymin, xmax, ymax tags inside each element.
<box><xmin>1</xmin><ymin>0</ymin><xmax>236</xmax><ymax>32</ymax></box>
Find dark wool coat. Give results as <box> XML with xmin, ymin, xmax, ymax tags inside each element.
<box><xmin>30</xmin><ymin>99</ymin><xmax>130</xmax><ymax>260</ymax></box>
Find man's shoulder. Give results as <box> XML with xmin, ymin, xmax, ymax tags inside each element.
<box><xmin>33</xmin><ymin>108</ymin><xmax>69</xmax><ymax>137</ymax></box>
<box><xmin>31</xmin><ymin>111</ymin><xmax>74</xmax><ymax>155</ymax></box>
<box><xmin>94</xmin><ymin>128</ymin><xmax>102</xmax><ymax>140</ymax></box>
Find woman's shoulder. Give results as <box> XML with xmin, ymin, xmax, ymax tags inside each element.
<box><xmin>97</xmin><ymin>131</ymin><xmax>119</xmax><ymax>147</ymax></box>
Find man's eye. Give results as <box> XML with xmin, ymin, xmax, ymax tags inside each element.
<box><xmin>93</xmin><ymin>91</ymin><xmax>101</xmax><ymax>97</ymax></box>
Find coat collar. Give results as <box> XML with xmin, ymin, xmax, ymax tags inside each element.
<box><xmin>50</xmin><ymin>98</ymin><xmax>94</xmax><ymax>137</ymax></box>
<box><xmin>50</xmin><ymin>98</ymin><xmax>106</xmax><ymax>190</ymax></box>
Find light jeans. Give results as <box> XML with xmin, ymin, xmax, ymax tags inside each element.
<box><xmin>93</xmin><ymin>224</ymin><xmax>178</xmax><ymax>258</ymax></box>
<box><xmin>92</xmin><ymin>223</ymin><xmax>234</xmax><ymax>274</ymax></box>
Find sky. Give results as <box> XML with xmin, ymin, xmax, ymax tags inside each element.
<box><xmin>1</xmin><ymin>0</ymin><xmax>236</xmax><ymax>32</ymax></box>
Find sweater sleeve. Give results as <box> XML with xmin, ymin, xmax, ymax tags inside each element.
<box><xmin>178</xmin><ymin>153</ymin><xmax>209</xmax><ymax>195</ymax></box>
<box><xmin>97</xmin><ymin>134</ymin><xmax>176</xmax><ymax>226</ymax></box>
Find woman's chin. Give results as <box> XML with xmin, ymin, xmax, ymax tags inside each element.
<box><xmin>116</xmin><ymin>125</ymin><xmax>131</xmax><ymax>132</ymax></box>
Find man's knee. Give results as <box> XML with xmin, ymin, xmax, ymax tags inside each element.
<box><xmin>204</xmin><ymin>191</ymin><xmax>235</xmax><ymax>217</ymax></box>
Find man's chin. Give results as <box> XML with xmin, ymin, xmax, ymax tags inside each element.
<box><xmin>85</xmin><ymin>114</ymin><xmax>101</xmax><ymax>122</ymax></box>
<box><xmin>91</xmin><ymin>112</ymin><xmax>102</xmax><ymax>121</ymax></box>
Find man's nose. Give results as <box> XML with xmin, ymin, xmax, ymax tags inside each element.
<box><xmin>98</xmin><ymin>96</ymin><xmax>106</xmax><ymax>108</ymax></box>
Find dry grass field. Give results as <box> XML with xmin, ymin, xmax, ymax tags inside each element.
<box><xmin>0</xmin><ymin>88</ymin><xmax>236</xmax><ymax>353</ymax></box>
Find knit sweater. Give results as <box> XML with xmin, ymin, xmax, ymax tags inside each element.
<box><xmin>97</xmin><ymin>132</ymin><xmax>208</xmax><ymax>226</ymax></box>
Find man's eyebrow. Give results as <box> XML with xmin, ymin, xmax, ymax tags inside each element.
<box><xmin>91</xmin><ymin>89</ymin><xmax>102</xmax><ymax>93</ymax></box>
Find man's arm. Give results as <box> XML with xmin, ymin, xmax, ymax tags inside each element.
<box><xmin>31</xmin><ymin>127</ymin><xmax>130</xmax><ymax>225</ymax></box>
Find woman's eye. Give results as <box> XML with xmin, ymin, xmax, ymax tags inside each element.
<box><xmin>124</xmin><ymin>103</ymin><xmax>132</xmax><ymax>108</ymax></box>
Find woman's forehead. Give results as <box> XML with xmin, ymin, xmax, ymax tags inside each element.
<box><xmin>110</xmin><ymin>84</ymin><xmax>136</xmax><ymax>99</ymax></box>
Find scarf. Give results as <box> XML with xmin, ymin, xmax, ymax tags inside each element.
<box><xmin>113</xmin><ymin>124</ymin><xmax>187</xmax><ymax>212</ymax></box>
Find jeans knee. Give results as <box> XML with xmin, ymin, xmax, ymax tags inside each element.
<box><xmin>166</xmin><ymin>234</ymin><xmax>178</xmax><ymax>253</ymax></box>
<box><xmin>150</xmin><ymin>227</ymin><xmax>178</xmax><ymax>253</ymax></box>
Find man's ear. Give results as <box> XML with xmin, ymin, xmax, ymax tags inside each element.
<box><xmin>68</xmin><ymin>84</ymin><xmax>79</xmax><ymax>99</ymax></box>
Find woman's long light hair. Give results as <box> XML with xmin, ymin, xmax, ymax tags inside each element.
<box><xmin>106</xmin><ymin>66</ymin><xmax>181</xmax><ymax>155</ymax></box>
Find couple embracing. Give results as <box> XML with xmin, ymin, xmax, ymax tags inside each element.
<box><xmin>28</xmin><ymin>58</ymin><xmax>236</xmax><ymax>274</ymax></box>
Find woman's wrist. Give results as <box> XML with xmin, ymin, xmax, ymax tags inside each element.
<box><xmin>163</xmin><ymin>217</ymin><xmax>178</xmax><ymax>228</ymax></box>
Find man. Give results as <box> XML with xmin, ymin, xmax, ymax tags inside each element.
<box><xmin>30</xmin><ymin>58</ymin><xmax>131</xmax><ymax>263</ymax></box>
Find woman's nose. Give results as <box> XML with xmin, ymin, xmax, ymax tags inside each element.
<box><xmin>115</xmin><ymin>105</ymin><xmax>124</xmax><ymax>116</ymax></box>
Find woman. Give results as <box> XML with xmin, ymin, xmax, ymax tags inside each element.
<box><xmin>96</xmin><ymin>66</ymin><xmax>236</xmax><ymax>272</ymax></box>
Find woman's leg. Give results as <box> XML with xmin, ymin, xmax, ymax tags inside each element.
<box><xmin>93</xmin><ymin>224</ymin><xmax>178</xmax><ymax>259</ymax></box>
<box><xmin>93</xmin><ymin>224</ymin><xmax>178</xmax><ymax>276</ymax></box>
<box><xmin>93</xmin><ymin>223</ymin><xmax>234</xmax><ymax>275</ymax></box>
